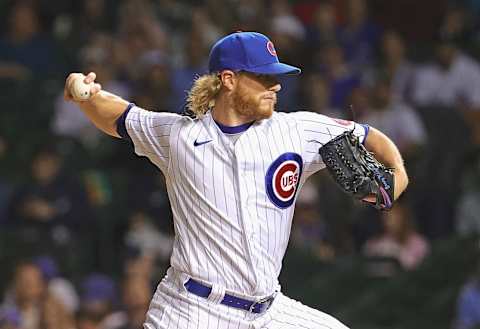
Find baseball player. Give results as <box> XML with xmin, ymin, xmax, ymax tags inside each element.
<box><xmin>64</xmin><ymin>32</ymin><xmax>408</xmax><ymax>329</ymax></box>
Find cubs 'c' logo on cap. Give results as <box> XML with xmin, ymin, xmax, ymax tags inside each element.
<box><xmin>265</xmin><ymin>153</ymin><xmax>303</xmax><ymax>209</ymax></box>
<box><xmin>267</xmin><ymin>41</ymin><xmax>277</xmax><ymax>56</ymax></box>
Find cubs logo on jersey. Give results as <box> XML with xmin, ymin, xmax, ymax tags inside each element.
<box><xmin>265</xmin><ymin>152</ymin><xmax>303</xmax><ymax>209</ymax></box>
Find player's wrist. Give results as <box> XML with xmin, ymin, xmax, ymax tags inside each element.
<box><xmin>392</xmin><ymin>168</ymin><xmax>408</xmax><ymax>200</ymax></box>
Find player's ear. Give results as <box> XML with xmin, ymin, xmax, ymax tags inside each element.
<box><xmin>219</xmin><ymin>70</ymin><xmax>237</xmax><ymax>91</ymax></box>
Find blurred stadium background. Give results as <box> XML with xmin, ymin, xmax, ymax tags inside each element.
<box><xmin>1</xmin><ymin>0</ymin><xmax>480</xmax><ymax>328</ymax></box>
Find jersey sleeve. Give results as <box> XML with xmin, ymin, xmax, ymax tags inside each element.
<box><xmin>116</xmin><ymin>103</ymin><xmax>182</xmax><ymax>172</ymax></box>
<box><xmin>292</xmin><ymin>111</ymin><xmax>369</xmax><ymax>177</ymax></box>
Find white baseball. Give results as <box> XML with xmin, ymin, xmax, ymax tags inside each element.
<box><xmin>71</xmin><ymin>77</ymin><xmax>93</xmax><ymax>101</ymax></box>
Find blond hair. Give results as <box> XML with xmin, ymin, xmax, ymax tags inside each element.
<box><xmin>186</xmin><ymin>73</ymin><xmax>222</xmax><ymax>117</ymax></box>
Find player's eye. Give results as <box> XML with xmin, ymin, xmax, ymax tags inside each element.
<box><xmin>254</xmin><ymin>73</ymin><xmax>278</xmax><ymax>84</ymax></box>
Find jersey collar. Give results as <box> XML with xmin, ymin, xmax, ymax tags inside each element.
<box><xmin>214</xmin><ymin>120</ymin><xmax>254</xmax><ymax>134</ymax></box>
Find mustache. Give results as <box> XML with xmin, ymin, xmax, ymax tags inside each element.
<box><xmin>262</xmin><ymin>93</ymin><xmax>277</xmax><ymax>102</ymax></box>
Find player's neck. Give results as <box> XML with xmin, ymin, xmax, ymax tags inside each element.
<box><xmin>211</xmin><ymin>95</ymin><xmax>254</xmax><ymax>127</ymax></box>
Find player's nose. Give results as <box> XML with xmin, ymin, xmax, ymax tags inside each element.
<box><xmin>269</xmin><ymin>83</ymin><xmax>281</xmax><ymax>93</ymax></box>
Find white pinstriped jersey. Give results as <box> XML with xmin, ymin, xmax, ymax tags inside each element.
<box><xmin>120</xmin><ymin>105</ymin><xmax>368</xmax><ymax>298</ymax></box>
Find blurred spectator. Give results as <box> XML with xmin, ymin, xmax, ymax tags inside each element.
<box><xmin>346</xmin><ymin>85</ymin><xmax>370</xmax><ymax>118</ymax></box>
<box><xmin>380</xmin><ymin>30</ymin><xmax>415</xmax><ymax>103</ymax></box>
<box><xmin>0</xmin><ymin>137</ymin><xmax>11</xmax><ymax>225</ymax></box>
<box><xmin>124</xmin><ymin>210</ymin><xmax>173</xmax><ymax>269</ymax></box>
<box><xmin>80</xmin><ymin>273</ymin><xmax>123</xmax><ymax>328</ymax></box>
<box><xmin>122</xmin><ymin>251</ymin><xmax>156</xmax><ymax>284</ymax></box>
<box><xmin>189</xmin><ymin>6</ymin><xmax>223</xmax><ymax>49</ymax></box>
<box><xmin>453</xmin><ymin>264</ymin><xmax>480</xmax><ymax>329</ymax></box>
<box><xmin>234</xmin><ymin>0</ymin><xmax>267</xmax><ymax>31</ymax></box>
<box><xmin>76</xmin><ymin>308</ymin><xmax>103</xmax><ymax>329</ymax></box>
<box><xmin>438</xmin><ymin>5</ymin><xmax>473</xmax><ymax>50</ymax></box>
<box><xmin>116</xmin><ymin>0</ymin><xmax>168</xmax><ymax>82</ymax></box>
<box><xmin>133</xmin><ymin>50</ymin><xmax>172</xmax><ymax>112</ymax></box>
<box><xmin>337</xmin><ymin>0</ymin><xmax>381</xmax><ymax>70</ymax></box>
<box><xmin>171</xmin><ymin>31</ymin><xmax>208</xmax><ymax>112</ymax></box>
<box><xmin>364</xmin><ymin>30</ymin><xmax>416</xmax><ymax>104</ymax></box>
<box><xmin>1</xmin><ymin>261</ymin><xmax>73</xmax><ymax>329</ymax></box>
<box><xmin>6</xmin><ymin>145</ymin><xmax>94</xmax><ymax>249</ymax></box>
<box><xmin>363</xmin><ymin>202</ymin><xmax>430</xmax><ymax>272</ymax></box>
<box><xmin>0</xmin><ymin>307</ymin><xmax>21</xmax><ymax>329</ymax></box>
<box><xmin>362</xmin><ymin>77</ymin><xmax>426</xmax><ymax>157</ymax></box>
<box><xmin>154</xmin><ymin>0</ymin><xmax>194</xmax><ymax>30</ymax></box>
<box><xmin>412</xmin><ymin>33</ymin><xmax>480</xmax><ymax>111</ymax></box>
<box><xmin>315</xmin><ymin>42</ymin><xmax>362</xmax><ymax>109</ymax></box>
<box><xmin>291</xmin><ymin>181</ymin><xmax>336</xmax><ymax>261</ymax></box>
<box><xmin>79</xmin><ymin>273</ymin><xmax>130</xmax><ymax>329</ymax></box>
<box><xmin>305</xmin><ymin>0</ymin><xmax>338</xmax><ymax>52</ymax></box>
<box><xmin>72</xmin><ymin>0</ymin><xmax>115</xmax><ymax>44</ymax></box>
<box><xmin>0</xmin><ymin>1</ymin><xmax>62</xmax><ymax>81</ymax></box>
<box><xmin>52</xmin><ymin>33</ymin><xmax>131</xmax><ymax>149</ymax></box>
<box><xmin>115</xmin><ymin>275</ymin><xmax>152</xmax><ymax>329</ymax></box>
<box><xmin>411</xmin><ymin>32</ymin><xmax>479</xmax><ymax>238</ymax></box>
<box><xmin>455</xmin><ymin>154</ymin><xmax>480</xmax><ymax>236</ymax></box>
<box><xmin>131</xmin><ymin>50</ymin><xmax>173</xmax><ymax>110</ymax></box>
<box><xmin>271</xmin><ymin>0</ymin><xmax>306</xmax><ymax>42</ymax></box>
<box><xmin>124</xmin><ymin>169</ymin><xmax>171</xmax><ymax>223</ymax></box>
<box><xmin>33</xmin><ymin>255</ymin><xmax>79</xmax><ymax>314</ymax></box>
<box><xmin>301</xmin><ymin>73</ymin><xmax>342</xmax><ymax>117</ymax></box>
<box><xmin>268</xmin><ymin>1</ymin><xmax>304</xmax><ymax>111</ymax></box>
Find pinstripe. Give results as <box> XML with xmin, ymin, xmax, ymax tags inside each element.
<box><xmin>232</xmin><ymin>142</ymin><xmax>258</xmax><ymax>291</ymax></box>
<box><xmin>191</xmin><ymin>127</ymin><xmax>204</xmax><ymax>277</ymax></box>
<box><xmin>166</xmin><ymin>278</ymin><xmax>175</xmax><ymax>329</ymax></box>
<box><xmin>259</xmin><ymin>128</ymin><xmax>279</xmax><ymax>271</ymax></box>
<box><xmin>196</xmin><ymin>294</ymin><xmax>200</xmax><ymax>329</ymax></box>
<box><xmin>238</xmin><ymin>138</ymin><xmax>259</xmax><ymax>272</ymax></box>
<box><xmin>239</xmin><ymin>135</ymin><xmax>265</xmax><ymax>292</ymax></box>
<box><xmin>176</xmin><ymin>126</ymin><xmax>193</xmax><ymax>329</ymax></box>
<box><xmin>229</xmin><ymin>155</ymin><xmax>250</xmax><ymax>289</ymax></box>
<box><xmin>186</xmin><ymin>298</ymin><xmax>190</xmax><ymax>329</ymax></box>
<box><xmin>304</xmin><ymin>129</ymin><xmax>337</xmax><ymax>136</ymax></box>
<box><xmin>222</xmin><ymin>160</ymin><xmax>242</xmax><ymax>289</ymax></box>
<box><xmin>300</xmin><ymin>118</ymin><xmax>354</xmax><ymax>129</ymax></box>
<box><xmin>167</xmin><ymin>124</ymin><xmax>189</xmax><ymax>270</ymax></box>
<box><xmin>183</xmin><ymin>125</ymin><xmax>199</xmax><ymax>277</ymax></box>
<box><xmin>283</xmin><ymin>118</ymin><xmax>298</xmax><ymax>250</ymax></box>
<box><xmin>253</xmin><ymin>131</ymin><xmax>270</xmax><ymax>292</ymax></box>
<box><xmin>211</xmin><ymin>143</ymin><xmax>228</xmax><ymax>287</ymax></box>
<box><xmin>269</xmin><ymin>120</ymin><xmax>284</xmax><ymax>275</ymax></box>
<box><xmin>200</xmin><ymin>139</ymin><xmax>214</xmax><ymax>327</ymax></box>
<box><xmin>253</xmin><ymin>128</ymin><xmax>275</xmax><ymax>286</ymax></box>
<box><xmin>269</xmin><ymin>119</ymin><xmax>290</xmax><ymax>267</ymax></box>
<box><xmin>277</xmin><ymin>295</ymin><xmax>346</xmax><ymax>329</ymax></box>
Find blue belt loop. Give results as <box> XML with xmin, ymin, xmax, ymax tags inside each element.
<box><xmin>184</xmin><ymin>279</ymin><xmax>275</xmax><ymax>314</ymax></box>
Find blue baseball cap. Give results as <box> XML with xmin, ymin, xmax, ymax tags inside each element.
<box><xmin>208</xmin><ymin>32</ymin><xmax>301</xmax><ymax>75</ymax></box>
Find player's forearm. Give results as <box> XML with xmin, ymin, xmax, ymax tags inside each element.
<box><xmin>65</xmin><ymin>72</ymin><xmax>129</xmax><ymax>138</ymax></box>
<box><xmin>76</xmin><ymin>90</ymin><xmax>129</xmax><ymax>137</ymax></box>
<box><xmin>365</xmin><ymin>127</ymin><xmax>409</xmax><ymax>199</ymax></box>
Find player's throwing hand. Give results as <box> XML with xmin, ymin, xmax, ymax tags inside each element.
<box><xmin>64</xmin><ymin>72</ymin><xmax>102</xmax><ymax>102</ymax></box>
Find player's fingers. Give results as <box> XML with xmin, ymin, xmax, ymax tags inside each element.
<box><xmin>84</xmin><ymin>72</ymin><xmax>96</xmax><ymax>84</ymax></box>
<box><xmin>64</xmin><ymin>84</ymin><xmax>72</xmax><ymax>101</ymax></box>
<box><xmin>64</xmin><ymin>73</ymin><xmax>80</xmax><ymax>100</ymax></box>
<box><xmin>64</xmin><ymin>72</ymin><xmax>86</xmax><ymax>101</ymax></box>
<box><xmin>362</xmin><ymin>194</ymin><xmax>376</xmax><ymax>203</ymax></box>
<box><xmin>91</xmin><ymin>83</ymin><xmax>102</xmax><ymax>96</ymax></box>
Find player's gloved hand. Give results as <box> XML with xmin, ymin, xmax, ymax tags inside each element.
<box><xmin>64</xmin><ymin>72</ymin><xmax>102</xmax><ymax>102</ymax></box>
<box><xmin>318</xmin><ymin>130</ymin><xmax>395</xmax><ymax>211</ymax></box>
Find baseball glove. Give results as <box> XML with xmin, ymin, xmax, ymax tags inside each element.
<box><xmin>318</xmin><ymin>130</ymin><xmax>395</xmax><ymax>211</ymax></box>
